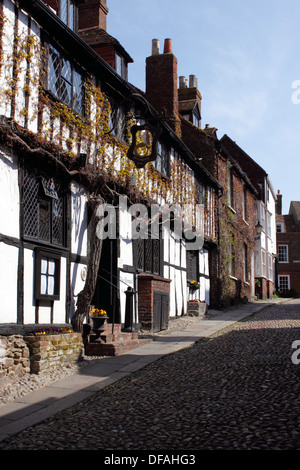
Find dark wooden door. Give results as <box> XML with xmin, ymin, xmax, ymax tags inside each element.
<box><xmin>153</xmin><ymin>292</ymin><xmax>169</xmax><ymax>332</ymax></box>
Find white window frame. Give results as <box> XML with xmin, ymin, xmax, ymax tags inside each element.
<box><xmin>278</xmin><ymin>245</ymin><xmax>289</xmax><ymax>263</ymax></box>
<box><xmin>278</xmin><ymin>275</ymin><xmax>290</xmax><ymax>292</ymax></box>
<box><xmin>262</xmin><ymin>249</ymin><xmax>266</xmax><ymax>278</ymax></box>
<box><xmin>268</xmin><ymin>254</ymin><xmax>273</xmax><ymax>281</ymax></box>
<box><xmin>267</xmin><ymin>211</ymin><xmax>272</xmax><ymax>239</ymax></box>
<box><xmin>276</xmin><ymin>222</ymin><xmax>284</xmax><ymax>233</ymax></box>
<box><xmin>259</xmin><ymin>202</ymin><xmax>265</xmax><ymax>233</ymax></box>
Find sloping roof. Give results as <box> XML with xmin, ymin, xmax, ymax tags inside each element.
<box><xmin>78</xmin><ymin>26</ymin><xmax>134</xmax><ymax>63</ymax></box>
<box><xmin>220</xmin><ymin>134</ymin><xmax>267</xmax><ymax>199</ymax></box>
<box><xmin>290</xmin><ymin>201</ymin><xmax>300</xmax><ymax>223</ymax></box>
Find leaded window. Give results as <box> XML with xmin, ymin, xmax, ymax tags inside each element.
<box><xmin>23</xmin><ymin>170</ymin><xmax>66</xmax><ymax>247</ymax></box>
<box><xmin>48</xmin><ymin>43</ymin><xmax>84</xmax><ymax>116</ymax></box>
<box><xmin>134</xmin><ymin>236</ymin><xmax>162</xmax><ymax>276</ymax></box>
<box><xmin>109</xmin><ymin>98</ymin><xmax>127</xmax><ymax>141</ymax></box>
<box><xmin>60</xmin><ymin>0</ymin><xmax>76</xmax><ymax>31</ymax></box>
<box><xmin>153</xmin><ymin>142</ymin><xmax>170</xmax><ymax>178</ymax></box>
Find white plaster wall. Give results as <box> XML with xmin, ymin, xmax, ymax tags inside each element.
<box><xmin>23</xmin><ymin>249</ymin><xmax>67</xmax><ymax>324</ymax></box>
<box><xmin>119</xmin><ymin>207</ymin><xmax>133</xmax><ymax>268</ymax></box>
<box><xmin>199</xmin><ymin>249</ymin><xmax>210</xmax><ymax>304</ymax></box>
<box><xmin>23</xmin><ymin>248</ymin><xmax>35</xmax><ymax>324</ymax></box>
<box><xmin>52</xmin><ymin>256</ymin><xmax>67</xmax><ymax>323</ymax></box>
<box><xmin>0</xmin><ymin>243</ymin><xmax>18</xmax><ymax>323</ymax></box>
<box><xmin>70</xmin><ymin>262</ymin><xmax>87</xmax><ymax>319</ymax></box>
<box><xmin>0</xmin><ymin>150</ymin><xmax>20</xmax><ymax>239</ymax></box>
<box><xmin>71</xmin><ymin>183</ymin><xmax>88</xmax><ymax>257</ymax></box>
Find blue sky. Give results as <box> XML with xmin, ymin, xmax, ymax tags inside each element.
<box><xmin>108</xmin><ymin>0</ymin><xmax>300</xmax><ymax>213</ymax></box>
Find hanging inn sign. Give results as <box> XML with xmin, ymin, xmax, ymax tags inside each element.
<box><xmin>127</xmin><ymin>122</ymin><xmax>162</xmax><ymax>169</ymax></box>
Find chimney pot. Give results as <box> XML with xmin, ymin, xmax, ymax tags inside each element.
<box><xmin>189</xmin><ymin>75</ymin><xmax>198</xmax><ymax>88</ymax></box>
<box><xmin>164</xmin><ymin>38</ymin><xmax>172</xmax><ymax>54</ymax></box>
<box><xmin>152</xmin><ymin>39</ymin><xmax>160</xmax><ymax>56</ymax></box>
<box><xmin>179</xmin><ymin>76</ymin><xmax>187</xmax><ymax>88</ymax></box>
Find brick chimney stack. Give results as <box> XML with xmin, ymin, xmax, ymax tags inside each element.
<box><xmin>276</xmin><ymin>190</ymin><xmax>282</xmax><ymax>215</ymax></box>
<box><xmin>78</xmin><ymin>0</ymin><xmax>109</xmax><ymax>31</ymax></box>
<box><xmin>146</xmin><ymin>38</ymin><xmax>181</xmax><ymax>137</ymax></box>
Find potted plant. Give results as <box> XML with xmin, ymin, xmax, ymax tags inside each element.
<box><xmin>90</xmin><ymin>308</ymin><xmax>108</xmax><ymax>338</ymax></box>
<box><xmin>189</xmin><ymin>280</ymin><xmax>200</xmax><ymax>290</ymax></box>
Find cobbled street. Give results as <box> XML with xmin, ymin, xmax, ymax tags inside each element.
<box><xmin>0</xmin><ymin>299</ymin><xmax>300</xmax><ymax>451</ymax></box>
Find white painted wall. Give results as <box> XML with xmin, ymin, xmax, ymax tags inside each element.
<box><xmin>71</xmin><ymin>183</ymin><xmax>88</xmax><ymax>258</ymax></box>
<box><xmin>0</xmin><ymin>243</ymin><xmax>19</xmax><ymax>323</ymax></box>
<box><xmin>0</xmin><ymin>150</ymin><xmax>20</xmax><ymax>239</ymax></box>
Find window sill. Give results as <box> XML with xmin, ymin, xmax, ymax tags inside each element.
<box><xmin>229</xmin><ymin>275</ymin><xmax>237</xmax><ymax>281</ymax></box>
<box><xmin>228</xmin><ymin>205</ymin><xmax>236</xmax><ymax>214</ymax></box>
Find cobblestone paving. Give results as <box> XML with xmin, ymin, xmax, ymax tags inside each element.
<box><xmin>0</xmin><ymin>300</ymin><xmax>300</xmax><ymax>451</ymax></box>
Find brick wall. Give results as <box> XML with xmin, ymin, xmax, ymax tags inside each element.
<box><xmin>138</xmin><ymin>274</ymin><xmax>171</xmax><ymax>331</ymax></box>
<box><xmin>146</xmin><ymin>45</ymin><xmax>182</xmax><ymax>137</ymax></box>
<box><xmin>217</xmin><ymin>154</ymin><xmax>256</xmax><ymax>306</ymax></box>
<box><xmin>24</xmin><ymin>333</ymin><xmax>84</xmax><ymax>374</ymax></box>
<box><xmin>78</xmin><ymin>0</ymin><xmax>108</xmax><ymax>31</ymax></box>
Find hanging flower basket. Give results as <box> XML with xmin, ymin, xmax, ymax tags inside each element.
<box><xmin>189</xmin><ymin>280</ymin><xmax>200</xmax><ymax>290</ymax></box>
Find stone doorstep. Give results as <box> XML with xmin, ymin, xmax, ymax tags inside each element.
<box><xmin>85</xmin><ymin>331</ymin><xmax>152</xmax><ymax>357</ymax></box>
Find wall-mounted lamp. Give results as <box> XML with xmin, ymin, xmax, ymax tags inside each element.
<box><xmin>255</xmin><ymin>221</ymin><xmax>263</xmax><ymax>239</ymax></box>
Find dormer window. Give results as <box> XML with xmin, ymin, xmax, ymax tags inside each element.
<box><xmin>115</xmin><ymin>52</ymin><xmax>128</xmax><ymax>80</ymax></box>
<box><xmin>43</xmin><ymin>0</ymin><xmax>77</xmax><ymax>31</ymax></box>
<box><xmin>60</xmin><ymin>0</ymin><xmax>77</xmax><ymax>31</ymax></box>
<box><xmin>192</xmin><ymin>106</ymin><xmax>201</xmax><ymax>128</ymax></box>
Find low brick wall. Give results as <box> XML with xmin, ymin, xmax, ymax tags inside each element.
<box><xmin>24</xmin><ymin>333</ymin><xmax>84</xmax><ymax>374</ymax></box>
<box><xmin>0</xmin><ymin>335</ymin><xmax>30</xmax><ymax>380</ymax></box>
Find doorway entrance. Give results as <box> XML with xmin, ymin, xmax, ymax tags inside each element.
<box><xmin>92</xmin><ymin>238</ymin><xmax>120</xmax><ymax>324</ymax></box>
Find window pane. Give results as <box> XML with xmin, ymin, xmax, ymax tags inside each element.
<box><xmin>60</xmin><ymin>0</ymin><xmax>68</xmax><ymax>24</ymax></box>
<box><xmin>23</xmin><ymin>172</ymin><xmax>39</xmax><ymax>238</ymax></box>
<box><xmin>48</xmin><ymin>259</ymin><xmax>56</xmax><ymax>276</ymax></box>
<box><xmin>39</xmin><ymin>199</ymin><xmax>51</xmax><ymax>242</ymax></box>
<box><xmin>48</xmin><ymin>45</ymin><xmax>61</xmax><ymax>98</ymax></box>
<box><xmin>73</xmin><ymin>69</ymin><xmax>83</xmax><ymax>114</ymax></box>
<box><xmin>68</xmin><ymin>2</ymin><xmax>74</xmax><ymax>30</ymax></box>
<box><xmin>41</xmin><ymin>274</ymin><xmax>47</xmax><ymax>295</ymax></box>
<box><xmin>52</xmin><ymin>199</ymin><xmax>64</xmax><ymax>246</ymax></box>
<box><xmin>60</xmin><ymin>58</ymin><xmax>72</xmax><ymax>106</ymax></box>
<box><xmin>47</xmin><ymin>275</ymin><xmax>55</xmax><ymax>295</ymax></box>
<box><xmin>41</xmin><ymin>258</ymin><xmax>48</xmax><ymax>275</ymax></box>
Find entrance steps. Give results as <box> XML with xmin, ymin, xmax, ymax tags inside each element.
<box><xmin>84</xmin><ymin>323</ymin><xmax>152</xmax><ymax>356</ymax></box>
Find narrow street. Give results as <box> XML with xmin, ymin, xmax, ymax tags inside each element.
<box><xmin>0</xmin><ymin>299</ymin><xmax>300</xmax><ymax>451</ymax></box>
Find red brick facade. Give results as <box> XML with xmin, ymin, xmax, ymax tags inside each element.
<box><xmin>276</xmin><ymin>200</ymin><xmax>300</xmax><ymax>297</ymax></box>
<box><xmin>137</xmin><ymin>274</ymin><xmax>171</xmax><ymax>331</ymax></box>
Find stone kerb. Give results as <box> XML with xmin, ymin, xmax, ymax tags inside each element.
<box><xmin>24</xmin><ymin>333</ymin><xmax>84</xmax><ymax>374</ymax></box>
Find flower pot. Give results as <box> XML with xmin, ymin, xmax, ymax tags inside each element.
<box><xmin>90</xmin><ymin>316</ymin><xmax>108</xmax><ymax>341</ymax></box>
<box><xmin>189</xmin><ymin>282</ymin><xmax>200</xmax><ymax>290</ymax></box>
